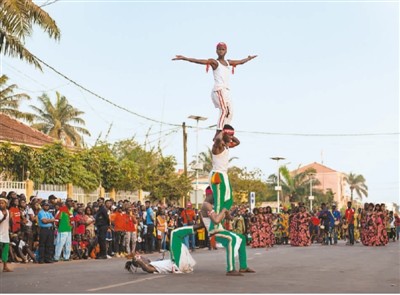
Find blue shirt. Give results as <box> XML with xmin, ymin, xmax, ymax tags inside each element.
<box><xmin>332</xmin><ymin>210</ymin><xmax>341</xmax><ymax>224</ymax></box>
<box><xmin>38</xmin><ymin>210</ymin><xmax>54</xmax><ymax>228</ymax></box>
<box><xmin>146</xmin><ymin>207</ymin><xmax>154</xmax><ymax>225</ymax></box>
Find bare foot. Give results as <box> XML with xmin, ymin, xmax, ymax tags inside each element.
<box><xmin>3</xmin><ymin>267</ymin><xmax>13</xmax><ymax>272</ymax></box>
<box><xmin>239</xmin><ymin>267</ymin><xmax>256</xmax><ymax>273</ymax></box>
<box><xmin>226</xmin><ymin>270</ymin><xmax>243</xmax><ymax>276</ymax></box>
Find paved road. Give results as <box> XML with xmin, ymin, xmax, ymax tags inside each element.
<box><xmin>1</xmin><ymin>240</ymin><xmax>399</xmax><ymax>293</ymax></box>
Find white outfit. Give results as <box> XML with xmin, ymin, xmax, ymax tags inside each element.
<box><xmin>149</xmin><ymin>244</ymin><xmax>196</xmax><ymax>274</ymax></box>
<box><xmin>211</xmin><ymin>61</ymin><xmax>233</xmax><ymax>130</ymax></box>
<box><xmin>211</xmin><ymin>147</ymin><xmax>229</xmax><ymax>173</ymax></box>
<box><xmin>0</xmin><ymin>210</ymin><xmax>10</xmax><ymax>243</ymax></box>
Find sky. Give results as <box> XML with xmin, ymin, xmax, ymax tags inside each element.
<box><xmin>1</xmin><ymin>0</ymin><xmax>399</xmax><ymax>204</ymax></box>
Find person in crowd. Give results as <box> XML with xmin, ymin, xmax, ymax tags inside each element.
<box><xmin>345</xmin><ymin>201</ymin><xmax>355</xmax><ymax>246</ymax></box>
<box><xmin>54</xmin><ymin>198</ymin><xmax>74</xmax><ymax>261</ymax></box>
<box><xmin>111</xmin><ymin>205</ymin><xmax>126</xmax><ymax>257</ymax></box>
<box><xmin>83</xmin><ymin>207</ymin><xmax>95</xmax><ymax>239</ymax></box>
<box><xmin>74</xmin><ymin>206</ymin><xmax>86</xmax><ymax>241</ymax></box>
<box><xmin>375</xmin><ymin>204</ymin><xmax>387</xmax><ymax>246</ymax></box>
<box><xmin>354</xmin><ymin>208</ymin><xmax>361</xmax><ymax>243</ymax></box>
<box><xmin>180</xmin><ymin>202</ymin><xmax>196</xmax><ymax>251</ymax></box>
<box><xmin>309</xmin><ymin>211</ymin><xmax>320</xmax><ymax>244</ymax></box>
<box><xmin>0</xmin><ymin>197</ymin><xmax>13</xmax><ymax>272</ymax></box>
<box><xmin>9</xmin><ymin>197</ymin><xmax>21</xmax><ymax>234</ymax></box>
<box><xmin>144</xmin><ymin>200</ymin><xmax>155</xmax><ymax>254</ymax></box>
<box><xmin>124</xmin><ymin>206</ymin><xmax>137</xmax><ymax>259</ymax></box>
<box><xmin>388</xmin><ymin>211</ymin><xmax>396</xmax><ymax>242</ymax></box>
<box><xmin>157</xmin><ymin>209</ymin><xmax>168</xmax><ymax>252</ymax></box>
<box><xmin>395</xmin><ymin>212</ymin><xmax>400</xmax><ymax>241</ymax></box>
<box><xmin>331</xmin><ymin>204</ymin><xmax>341</xmax><ymax>245</ymax></box>
<box><xmin>95</xmin><ymin>198</ymin><xmax>112</xmax><ymax>259</ymax></box>
<box><xmin>48</xmin><ymin>195</ymin><xmax>58</xmax><ymax>217</ymax></box>
<box><xmin>19</xmin><ymin>199</ymin><xmax>34</xmax><ymax>251</ymax></box>
<box><xmin>249</xmin><ymin>208</ymin><xmax>263</xmax><ymax>248</ymax></box>
<box><xmin>263</xmin><ymin>206</ymin><xmax>276</xmax><ymax>249</ymax></box>
<box><xmin>37</xmin><ymin>200</ymin><xmax>56</xmax><ymax>264</ymax></box>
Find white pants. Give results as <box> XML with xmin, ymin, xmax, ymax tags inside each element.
<box><xmin>124</xmin><ymin>231</ymin><xmax>137</xmax><ymax>254</ymax></box>
<box><xmin>54</xmin><ymin>231</ymin><xmax>71</xmax><ymax>260</ymax></box>
<box><xmin>211</xmin><ymin>88</ymin><xmax>233</xmax><ymax>130</ymax></box>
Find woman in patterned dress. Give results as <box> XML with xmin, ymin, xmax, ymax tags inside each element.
<box><xmin>250</xmin><ymin>208</ymin><xmax>262</xmax><ymax>248</ymax></box>
<box><xmin>296</xmin><ymin>205</ymin><xmax>311</xmax><ymax>246</ymax></box>
<box><xmin>263</xmin><ymin>206</ymin><xmax>275</xmax><ymax>249</ymax></box>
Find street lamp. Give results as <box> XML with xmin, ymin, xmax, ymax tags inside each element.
<box><xmin>270</xmin><ymin>157</ymin><xmax>285</xmax><ymax>213</ymax></box>
<box><xmin>308</xmin><ymin>172</ymin><xmax>316</xmax><ymax>212</ymax></box>
<box><xmin>188</xmin><ymin>115</ymin><xmax>207</xmax><ymax>209</ymax></box>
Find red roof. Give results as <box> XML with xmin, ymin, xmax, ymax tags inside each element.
<box><xmin>0</xmin><ymin>113</ymin><xmax>55</xmax><ymax>147</ymax></box>
<box><xmin>292</xmin><ymin>162</ymin><xmax>337</xmax><ymax>174</ymax></box>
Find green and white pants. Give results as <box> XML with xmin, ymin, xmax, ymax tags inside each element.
<box><xmin>214</xmin><ymin>230</ymin><xmax>248</xmax><ymax>272</ymax></box>
<box><xmin>170</xmin><ymin>226</ymin><xmax>195</xmax><ymax>268</ymax></box>
<box><xmin>209</xmin><ymin>171</ymin><xmax>233</xmax><ymax>213</ymax></box>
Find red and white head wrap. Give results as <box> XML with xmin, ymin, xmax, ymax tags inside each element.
<box><xmin>216</xmin><ymin>42</ymin><xmax>227</xmax><ymax>49</ymax></box>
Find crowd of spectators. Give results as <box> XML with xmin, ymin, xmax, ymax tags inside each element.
<box><xmin>1</xmin><ymin>190</ymin><xmax>399</xmax><ymax>271</ymax></box>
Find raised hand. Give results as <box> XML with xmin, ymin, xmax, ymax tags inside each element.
<box><xmin>172</xmin><ymin>55</ymin><xmax>186</xmax><ymax>61</ymax></box>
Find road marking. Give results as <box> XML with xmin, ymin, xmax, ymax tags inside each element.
<box><xmin>87</xmin><ymin>275</ymin><xmax>166</xmax><ymax>292</ymax></box>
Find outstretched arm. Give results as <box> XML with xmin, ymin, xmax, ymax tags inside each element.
<box><xmin>172</xmin><ymin>55</ymin><xmax>218</xmax><ymax>70</ymax></box>
<box><xmin>228</xmin><ymin>55</ymin><xmax>257</xmax><ymax>67</ymax></box>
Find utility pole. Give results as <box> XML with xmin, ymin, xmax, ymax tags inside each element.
<box><xmin>182</xmin><ymin>122</ymin><xmax>187</xmax><ymax>177</ymax></box>
<box><xmin>182</xmin><ymin>122</ymin><xmax>188</xmax><ymax>207</ymax></box>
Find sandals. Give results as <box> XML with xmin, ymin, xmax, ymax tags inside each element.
<box><xmin>239</xmin><ymin>267</ymin><xmax>256</xmax><ymax>273</ymax></box>
<box><xmin>226</xmin><ymin>270</ymin><xmax>243</xmax><ymax>276</ymax></box>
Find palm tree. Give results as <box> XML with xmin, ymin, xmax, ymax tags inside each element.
<box><xmin>276</xmin><ymin>166</ymin><xmax>320</xmax><ymax>203</ymax></box>
<box><xmin>344</xmin><ymin>172</ymin><xmax>368</xmax><ymax>202</ymax></box>
<box><xmin>0</xmin><ymin>74</ymin><xmax>32</xmax><ymax>120</ymax></box>
<box><xmin>30</xmin><ymin>92</ymin><xmax>91</xmax><ymax>147</ymax></box>
<box><xmin>0</xmin><ymin>0</ymin><xmax>61</xmax><ymax>70</ymax></box>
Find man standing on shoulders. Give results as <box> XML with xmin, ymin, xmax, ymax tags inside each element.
<box><xmin>345</xmin><ymin>201</ymin><xmax>355</xmax><ymax>246</ymax></box>
<box><xmin>38</xmin><ymin>201</ymin><xmax>56</xmax><ymax>263</ymax></box>
<box><xmin>210</xmin><ymin>124</ymin><xmax>240</xmax><ymax>213</ymax></box>
<box><xmin>0</xmin><ymin>197</ymin><xmax>12</xmax><ymax>272</ymax></box>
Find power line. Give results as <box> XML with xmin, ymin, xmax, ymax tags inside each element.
<box><xmin>31</xmin><ymin>53</ymin><xmax>182</xmax><ymax>128</ymax></box>
<box><xmin>28</xmin><ymin>53</ymin><xmax>399</xmax><ymax>138</ymax></box>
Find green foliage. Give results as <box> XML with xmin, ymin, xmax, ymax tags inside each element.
<box><xmin>0</xmin><ymin>74</ymin><xmax>32</xmax><ymax>121</ymax></box>
<box><xmin>228</xmin><ymin>166</ymin><xmax>273</xmax><ymax>204</ymax></box>
<box><xmin>30</xmin><ymin>92</ymin><xmax>91</xmax><ymax>147</ymax></box>
<box><xmin>37</xmin><ymin>143</ymin><xmax>72</xmax><ymax>184</ymax></box>
<box><xmin>277</xmin><ymin>166</ymin><xmax>320</xmax><ymax>203</ymax></box>
<box><xmin>0</xmin><ymin>0</ymin><xmax>61</xmax><ymax>70</ymax></box>
<box><xmin>344</xmin><ymin>172</ymin><xmax>368</xmax><ymax>202</ymax></box>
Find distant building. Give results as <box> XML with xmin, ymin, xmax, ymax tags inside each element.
<box><xmin>0</xmin><ymin>113</ymin><xmax>55</xmax><ymax>148</ymax></box>
<box><xmin>291</xmin><ymin>162</ymin><xmax>350</xmax><ymax>209</ymax></box>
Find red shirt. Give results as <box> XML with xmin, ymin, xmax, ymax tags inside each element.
<box><xmin>9</xmin><ymin>207</ymin><xmax>21</xmax><ymax>233</ymax></box>
<box><xmin>345</xmin><ymin>208</ymin><xmax>355</xmax><ymax>225</ymax></box>
<box><xmin>181</xmin><ymin>209</ymin><xmax>196</xmax><ymax>224</ymax></box>
<box><xmin>125</xmin><ymin>214</ymin><xmax>136</xmax><ymax>232</ymax></box>
<box><xmin>113</xmin><ymin>212</ymin><xmax>126</xmax><ymax>232</ymax></box>
<box><xmin>74</xmin><ymin>214</ymin><xmax>86</xmax><ymax>235</ymax></box>
<box><xmin>311</xmin><ymin>216</ymin><xmax>320</xmax><ymax>226</ymax></box>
